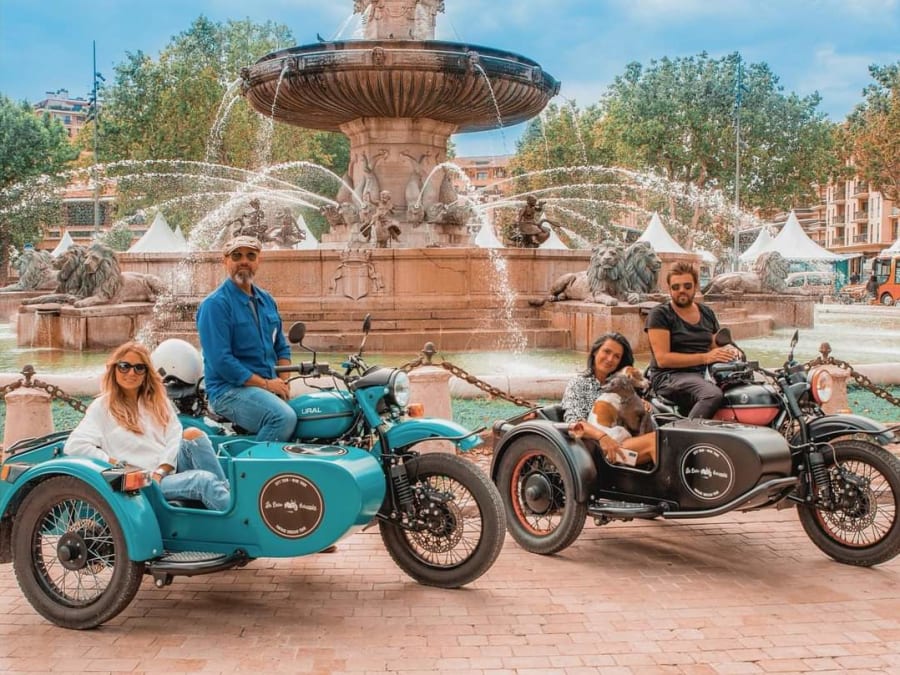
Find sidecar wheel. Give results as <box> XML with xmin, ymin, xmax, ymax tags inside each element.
<box><xmin>379</xmin><ymin>453</ymin><xmax>505</xmax><ymax>588</ymax></box>
<box><xmin>496</xmin><ymin>435</ymin><xmax>586</xmax><ymax>554</ymax></box>
<box><xmin>797</xmin><ymin>440</ymin><xmax>900</xmax><ymax>567</ymax></box>
<box><xmin>12</xmin><ymin>476</ymin><xmax>145</xmax><ymax>629</ymax></box>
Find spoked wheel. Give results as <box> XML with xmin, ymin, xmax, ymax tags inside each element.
<box><xmin>797</xmin><ymin>439</ymin><xmax>900</xmax><ymax>566</ymax></box>
<box><xmin>496</xmin><ymin>435</ymin><xmax>586</xmax><ymax>554</ymax></box>
<box><xmin>12</xmin><ymin>476</ymin><xmax>145</xmax><ymax>629</ymax></box>
<box><xmin>379</xmin><ymin>453</ymin><xmax>505</xmax><ymax>588</ymax></box>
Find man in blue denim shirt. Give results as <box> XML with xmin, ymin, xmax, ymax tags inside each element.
<box><xmin>196</xmin><ymin>236</ymin><xmax>295</xmax><ymax>441</ymax></box>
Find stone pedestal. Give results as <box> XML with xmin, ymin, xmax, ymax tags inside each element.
<box><xmin>3</xmin><ymin>388</ymin><xmax>53</xmax><ymax>455</ymax></box>
<box><xmin>817</xmin><ymin>365</ymin><xmax>851</xmax><ymax>414</ymax></box>
<box><xmin>408</xmin><ymin>365</ymin><xmax>454</xmax><ymax>453</ymax></box>
<box><xmin>17</xmin><ymin>303</ymin><xmax>156</xmax><ymax>350</ymax></box>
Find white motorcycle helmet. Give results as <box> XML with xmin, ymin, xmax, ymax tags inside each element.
<box><xmin>151</xmin><ymin>338</ymin><xmax>203</xmax><ymax>386</ymax></box>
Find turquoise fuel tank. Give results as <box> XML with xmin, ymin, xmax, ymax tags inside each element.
<box><xmin>289</xmin><ymin>390</ymin><xmax>357</xmax><ymax>441</ymax></box>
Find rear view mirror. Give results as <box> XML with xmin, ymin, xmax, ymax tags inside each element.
<box><xmin>714</xmin><ymin>327</ymin><xmax>733</xmax><ymax>347</ymax></box>
<box><xmin>287</xmin><ymin>322</ymin><xmax>307</xmax><ymax>345</ymax></box>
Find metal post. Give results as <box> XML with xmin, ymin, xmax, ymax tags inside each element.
<box><xmin>91</xmin><ymin>41</ymin><xmax>101</xmax><ymax>233</ymax></box>
<box><xmin>732</xmin><ymin>57</ymin><xmax>743</xmax><ymax>271</ymax></box>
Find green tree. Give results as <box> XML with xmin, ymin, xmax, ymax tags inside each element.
<box><xmin>846</xmin><ymin>62</ymin><xmax>900</xmax><ymax>203</ymax></box>
<box><xmin>507</xmin><ymin>102</ymin><xmax>622</xmax><ymax>242</ymax></box>
<box><xmin>597</xmin><ymin>53</ymin><xmax>836</xmax><ymax>247</ymax></box>
<box><xmin>0</xmin><ymin>96</ymin><xmax>78</xmax><ymax>283</ymax></box>
<box><xmin>95</xmin><ymin>17</ymin><xmax>350</xmax><ymax>238</ymax></box>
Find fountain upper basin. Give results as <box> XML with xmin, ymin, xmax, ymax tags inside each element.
<box><xmin>241</xmin><ymin>40</ymin><xmax>560</xmax><ymax>132</ymax></box>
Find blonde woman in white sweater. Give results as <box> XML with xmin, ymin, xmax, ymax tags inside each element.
<box><xmin>64</xmin><ymin>342</ymin><xmax>230</xmax><ymax>510</ymax></box>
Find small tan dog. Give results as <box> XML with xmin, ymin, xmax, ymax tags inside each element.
<box><xmin>589</xmin><ymin>366</ymin><xmax>651</xmax><ymax>435</ymax></box>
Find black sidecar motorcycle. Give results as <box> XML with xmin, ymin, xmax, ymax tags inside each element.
<box><xmin>491</xmin><ymin>332</ymin><xmax>900</xmax><ymax>567</ymax></box>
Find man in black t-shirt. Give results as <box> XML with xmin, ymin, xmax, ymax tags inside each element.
<box><xmin>645</xmin><ymin>261</ymin><xmax>741</xmax><ymax>418</ymax></box>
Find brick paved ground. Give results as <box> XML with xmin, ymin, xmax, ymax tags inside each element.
<box><xmin>2</xmin><ymin>449</ymin><xmax>900</xmax><ymax>674</ymax></box>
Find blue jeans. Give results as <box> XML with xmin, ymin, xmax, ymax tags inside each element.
<box><xmin>210</xmin><ymin>385</ymin><xmax>296</xmax><ymax>442</ymax></box>
<box><xmin>160</xmin><ymin>435</ymin><xmax>230</xmax><ymax>511</ymax></box>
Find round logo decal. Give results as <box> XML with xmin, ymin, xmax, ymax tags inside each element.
<box><xmin>259</xmin><ymin>473</ymin><xmax>324</xmax><ymax>538</ymax></box>
<box><xmin>283</xmin><ymin>444</ymin><xmax>347</xmax><ymax>456</ymax></box>
<box><xmin>680</xmin><ymin>444</ymin><xmax>735</xmax><ymax>501</ymax></box>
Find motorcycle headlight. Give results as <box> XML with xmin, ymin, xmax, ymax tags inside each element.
<box><xmin>809</xmin><ymin>367</ymin><xmax>833</xmax><ymax>404</ymax></box>
<box><xmin>388</xmin><ymin>370</ymin><xmax>411</xmax><ymax>408</ymax></box>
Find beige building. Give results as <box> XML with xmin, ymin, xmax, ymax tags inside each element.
<box><xmin>452</xmin><ymin>155</ymin><xmax>511</xmax><ymax>196</ymax></box>
<box><xmin>33</xmin><ymin>89</ymin><xmax>91</xmax><ymax>140</ymax></box>
<box><xmin>825</xmin><ymin>175</ymin><xmax>899</xmax><ymax>256</ymax></box>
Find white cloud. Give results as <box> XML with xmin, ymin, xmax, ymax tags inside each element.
<box><xmin>799</xmin><ymin>45</ymin><xmax>891</xmax><ymax>118</ymax></box>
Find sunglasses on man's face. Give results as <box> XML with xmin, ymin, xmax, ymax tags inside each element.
<box><xmin>228</xmin><ymin>251</ymin><xmax>258</xmax><ymax>262</ymax></box>
<box><xmin>670</xmin><ymin>282</ymin><xmax>694</xmax><ymax>291</ymax></box>
<box><xmin>116</xmin><ymin>361</ymin><xmax>148</xmax><ymax>374</ymax></box>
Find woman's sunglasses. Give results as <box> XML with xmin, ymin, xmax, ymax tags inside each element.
<box><xmin>115</xmin><ymin>361</ymin><xmax>148</xmax><ymax>374</ymax></box>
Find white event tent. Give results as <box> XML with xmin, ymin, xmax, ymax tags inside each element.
<box><xmin>637</xmin><ymin>212</ymin><xmax>686</xmax><ymax>253</ymax></box>
<box><xmin>173</xmin><ymin>224</ymin><xmax>188</xmax><ymax>248</ymax></box>
<box><xmin>764</xmin><ymin>211</ymin><xmax>840</xmax><ymax>261</ymax></box>
<box><xmin>883</xmin><ymin>238</ymin><xmax>900</xmax><ymax>254</ymax></box>
<box><xmin>51</xmin><ymin>230</ymin><xmax>75</xmax><ymax>257</ymax></box>
<box><xmin>738</xmin><ymin>227</ymin><xmax>774</xmax><ymax>266</ymax></box>
<box><xmin>129</xmin><ymin>212</ymin><xmax>189</xmax><ymax>253</ymax></box>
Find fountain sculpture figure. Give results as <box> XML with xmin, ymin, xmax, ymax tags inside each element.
<box><xmin>240</xmin><ymin>0</ymin><xmax>560</xmax><ymax>247</ymax></box>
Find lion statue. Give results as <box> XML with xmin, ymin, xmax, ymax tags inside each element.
<box><xmin>1</xmin><ymin>249</ymin><xmax>58</xmax><ymax>292</ymax></box>
<box><xmin>535</xmin><ymin>240</ymin><xmax>626</xmax><ymax>306</ymax></box>
<box><xmin>703</xmin><ymin>250</ymin><xmax>790</xmax><ymax>295</ymax></box>
<box><xmin>23</xmin><ymin>243</ymin><xmax>167</xmax><ymax>308</ymax></box>
<box><xmin>22</xmin><ymin>245</ymin><xmax>90</xmax><ymax>305</ymax></box>
<box><xmin>620</xmin><ymin>240</ymin><xmax>662</xmax><ymax>300</ymax></box>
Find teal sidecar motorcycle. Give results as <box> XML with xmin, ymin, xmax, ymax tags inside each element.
<box><xmin>0</xmin><ymin>317</ymin><xmax>505</xmax><ymax>629</ymax></box>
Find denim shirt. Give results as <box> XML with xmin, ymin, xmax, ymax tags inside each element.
<box><xmin>197</xmin><ymin>278</ymin><xmax>290</xmax><ymax>402</ymax></box>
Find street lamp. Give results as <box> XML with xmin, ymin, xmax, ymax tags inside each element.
<box><xmin>732</xmin><ymin>55</ymin><xmax>749</xmax><ymax>271</ymax></box>
<box><xmin>87</xmin><ymin>41</ymin><xmax>105</xmax><ymax>234</ymax></box>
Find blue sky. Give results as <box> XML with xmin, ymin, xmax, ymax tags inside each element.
<box><xmin>1</xmin><ymin>0</ymin><xmax>898</xmax><ymax>157</ymax></box>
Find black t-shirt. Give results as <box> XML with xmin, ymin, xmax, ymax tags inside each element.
<box><xmin>645</xmin><ymin>302</ymin><xmax>720</xmax><ymax>374</ymax></box>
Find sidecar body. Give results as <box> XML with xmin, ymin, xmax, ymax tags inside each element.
<box><xmin>0</xmin><ymin>430</ymin><xmax>386</xmax><ymax>578</ymax></box>
<box><xmin>492</xmin><ymin>406</ymin><xmax>797</xmax><ymax>527</ymax></box>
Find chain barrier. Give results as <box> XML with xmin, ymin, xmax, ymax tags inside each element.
<box><xmin>0</xmin><ymin>365</ymin><xmax>88</xmax><ymax>414</ymax></box>
<box><xmin>804</xmin><ymin>343</ymin><xmax>900</xmax><ymax>409</ymax></box>
<box><xmin>399</xmin><ymin>341</ymin><xmax>537</xmax><ymax>409</ymax></box>
<box><xmin>400</xmin><ymin>339</ymin><xmax>900</xmax><ymax>414</ymax></box>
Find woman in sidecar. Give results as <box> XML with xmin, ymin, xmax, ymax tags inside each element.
<box><xmin>559</xmin><ymin>332</ymin><xmax>656</xmax><ymax>466</ymax></box>
<box><xmin>65</xmin><ymin>342</ymin><xmax>230</xmax><ymax>510</ymax></box>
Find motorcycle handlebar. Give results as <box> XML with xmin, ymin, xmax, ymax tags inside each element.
<box><xmin>275</xmin><ymin>362</ymin><xmax>335</xmax><ymax>378</ymax></box>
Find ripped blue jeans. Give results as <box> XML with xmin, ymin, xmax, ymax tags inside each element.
<box><xmin>160</xmin><ymin>434</ymin><xmax>230</xmax><ymax>511</ymax></box>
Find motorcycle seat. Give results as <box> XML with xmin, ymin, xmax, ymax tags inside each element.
<box><xmin>205</xmin><ymin>408</ymin><xmax>251</xmax><ymax>435</ymax></box>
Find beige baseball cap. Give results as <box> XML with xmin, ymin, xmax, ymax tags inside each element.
<box><xmin>223</xmin><ymin>236</ymin><xmax>262</xmax><ymax>256</ymax></box>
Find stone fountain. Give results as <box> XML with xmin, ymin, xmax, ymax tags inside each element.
<box><xmin>240</xmin><ymin>0</ymin><xmax>559</xmax><ymax>248</ymax></box>
<box><xmin>3</xmin><ymin>0</ymin><xmax>801</xmax><ymax>360</ymax></box>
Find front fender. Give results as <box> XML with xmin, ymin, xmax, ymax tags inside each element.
<box><xmin>385</xmin><ymin>417</ymin><xmax>482</xmax><ymax>452</ymax></box>
<box><xmin>491</xmin><ymin>420</ymin><xmax>597</xmax><ymax>503</ymax></box>
<box><xmin>807</xmin><ymin>413</ymin><xmax>897</xmax><ymax>445</ymax></box>
<box><xmin>0</xmin><ymin>458</ymin><xmax>164</xmax><ymax>562</ymax></box>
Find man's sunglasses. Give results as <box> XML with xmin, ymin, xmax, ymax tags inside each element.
<box><xmin>670</xmin><ymin>283</ymin><xmax>694</xmax><ymax>291</ymax></box>
<box><xmin>228</xmin><ymin>251</ymin><xmax>258</xmax><ymax>262</ymax></box>
<box><xmin>116</xmin><ymin>361</ymin><xmax>148</xmax><ymax>374</ymax></box>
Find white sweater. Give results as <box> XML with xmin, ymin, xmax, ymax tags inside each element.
<box><xmin>64</xmin><ymin>395</ymin><xmax>181</xmax><ymax>471</ymax></box>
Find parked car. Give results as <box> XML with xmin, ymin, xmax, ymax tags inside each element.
<box><xmin>785</xmin><ymin>271</ymin><xmax>835</xmax><ymax>290</ymax></box>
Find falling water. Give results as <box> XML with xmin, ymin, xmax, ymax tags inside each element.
<box><xmin>472</xmin><ymin>63</ymin><xmax>507</xmax><ymax>150</ymax></box>
<box><xmin>205</xmin><ymin>79</ymin><xmax>243</xmax><ymax>164</ymax></box>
